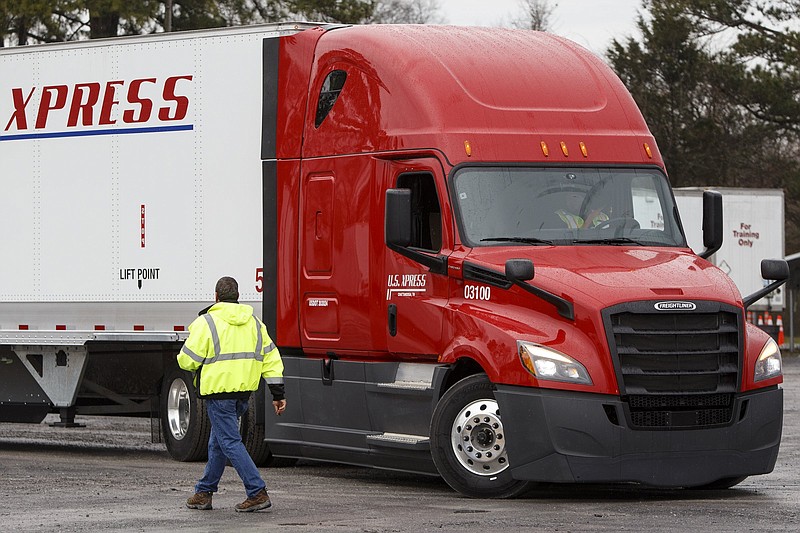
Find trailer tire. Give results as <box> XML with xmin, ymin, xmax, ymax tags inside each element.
<box><xmin>430</xmin><ymin>374</ymin><xmax>532</xmax><ymax>499</ymax></box>
<box><xmin>161</xmin><ymin>367</ymin><xmax>210</xmax><ymax>462</ymax></box>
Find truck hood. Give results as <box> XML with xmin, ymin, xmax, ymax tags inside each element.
<box><xmin>466</xmin><ymin>246</ymin><xmax>742</xmax><ymax>308</ymax></box>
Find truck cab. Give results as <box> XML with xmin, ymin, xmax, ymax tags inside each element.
<box><xmin>261</xmin><ymin>25</ymin><xmax>788</xmax><ymax>497</ymax></box>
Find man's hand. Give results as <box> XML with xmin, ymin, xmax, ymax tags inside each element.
<box><xmin>273</xmin><ymin>399</ymin><xmax>287</xmax><ymax>416</ymax></box>
<box><xmin>582</xmin><ymin>208</ymin><xmax>607</xmax><ymax>229</ymax></box>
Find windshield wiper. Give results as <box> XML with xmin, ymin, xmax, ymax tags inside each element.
<box><xmin>575</xmin><ymin>237</ymin><xmax>645</xmax><ymax>246</ymax></box>
<box><xmin>481</xmin><ymin>236</ymin><xmax>554</xmax><ymax>246</ymax></box>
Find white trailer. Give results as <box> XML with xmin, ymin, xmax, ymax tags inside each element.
<box><xmin>672</xmin><ymin>187</ymin><xmax>785</xmax><ymax>310</ymax></box>
<box><xmin>0</xmin><ymin>23</ymin><xmax>313</xmax><ymax>463</ymax></box>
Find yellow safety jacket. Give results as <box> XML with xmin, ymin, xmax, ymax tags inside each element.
<box><xmin>556</xmin><ymin>209</ymin><xmax>584</xmax><ymax>229</ymax></box>
<box><xmin>177</xmin><ymin>302</ymin><xmax>283</xmax><ymax>399</ymax></box>
<box><xmin>556</xmin><ymin>209</ymin><xmax>610</xmax><ymax>229</ymax></box>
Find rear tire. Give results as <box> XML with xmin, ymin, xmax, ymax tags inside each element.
<box><xmin>240</xmin><ymin>390</ymin><xmax>298</xmax><ymax>467</ymax></box>
<box><xmin>161</xmin><ymin>367</ymin><xmax>210</xmax><ymax>462</ymax></box>
<box><xmin>430</xmin><ymin>374</ymin><xmax>532</xmax><ymax>498</ymax></box>
<box><xmin>241</xmin><ymin>393</ymin><xmax>270</xmax><ymax>466</ymax></box>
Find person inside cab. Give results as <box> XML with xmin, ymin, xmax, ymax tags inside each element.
<box><xmin>555</xmin><ymin>191</ymin><xmax>609</xmax><ymax>229</ymax></box>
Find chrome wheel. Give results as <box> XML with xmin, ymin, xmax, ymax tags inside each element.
<box><xmin>450</xmin><ymin>398</ymin><xmax>508</xmax><ymax>476</ymax></box>
<box><xmin>166</xmin><ymin>377</ymin><xmax>191</xmax><ymax>441</ymax></box>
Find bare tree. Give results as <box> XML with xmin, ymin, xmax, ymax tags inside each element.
<box><xmin>512</xmin><ymin>0</ymin><xmax>556</xmax><ymax>31</ymax></box>
<box><xmin>370</xmin><ymin>0</ymin><xmax>444</xmax><ymax>24</ymax></box>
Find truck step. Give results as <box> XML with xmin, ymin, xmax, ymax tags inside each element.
<box><xmin>367</xmin><ymin>380</ymin><xmax>434</xmax><ymax>397</ymax></box>
<box><xmin>375</xmin><ymin>380</ymin><xmax>431</xmax><ymax>391</ymax></box>
<box><xmin>366</xmin><ymin>432</ymin><xmax>430</xmax><ymax>450</ymax></box>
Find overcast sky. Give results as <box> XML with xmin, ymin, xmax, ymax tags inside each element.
<box><xmin>437</xmin><ymin>0</ymin><xmax>645</xmax><ymax>56</ymax></box>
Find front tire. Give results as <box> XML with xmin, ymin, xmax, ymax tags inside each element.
<box><xmin>430</xmin><ymin>374</ymin><xmax>532</xmax><ymax>498</ymax></box>
<box><xmin>161</xmin><ymin>367</ymin><xmax>210</xmax><ymax>462</ymax></box>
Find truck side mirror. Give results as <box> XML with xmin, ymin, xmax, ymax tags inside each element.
<box><xmin>505</xmin><ymin>259</ymin><xmax>534</xmax><ymax>282</ymax></box>
<box><xmin>762</xmin><ymin>259</ymin><xmax>790</xmax><ymax>281</ymax></box>
<box><xmin>504</xmin><ymin>258</ymin><xmax>574</xmax><ymax>320</ymax></box>
<box><xmin>385</xmin><ymin>189</ymin><xmax>411</xmax><ymax>248</ymax></box>
<box><xmin>384</xmin><ymin>188</ymin><xmax>447</xmax><ymax>275</ymax></box>
<box><xmin>743</xmin><ymin>259</ymin><xmax>790</xmax><ymax>308</ymax></box>
<box><xmin>699</xmin><ymin>190</ymin><xmax>723</xmax><ymax>260</ymax></box>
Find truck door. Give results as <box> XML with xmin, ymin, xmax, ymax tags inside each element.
<box><xmin>383</xmin><ymin>160</ymin><xmax>451</xmax><ymax>359</ymax></box>
<box><xmin>297</xmin><ymin>159</ymin><xmax>378</xmax><ymax>353</ymax></box>
<box><xmin>298</xmin><ymin>172</ymin><xmax>339</xmax><ymax>347</ymax></box>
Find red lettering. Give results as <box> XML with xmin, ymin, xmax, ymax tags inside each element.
<box><xmin>67</xmin><ymin>83</ymin><xmax>101</xmax><ymax>127</ymax></box>
<box><xmin>7</xmin><ymin>75</ymin><xmax>192</xmax><ymax>132</ymax></box>
<box><xmin>158</xmin><ymin>75</ymin><xmax>192</xmax><ymax>121</ymax></box>
<box><xmin>99</xmin><ymin>80</ymin><xmax>124</xmax><ymax>125</ymax></box>
<box><xmin>4</xmin><ymin>87</ymin><xmax>36</xmax><ymax>131</ymax></box>
<box><xmin>35</xmin><ymin>85</ymin><xmax>68</xmax><ymax>129</ymax></box>
<box><xmin>123</xmin><ymin>78</ymin><xmax>156</xmax><ymax>123</ymax></box>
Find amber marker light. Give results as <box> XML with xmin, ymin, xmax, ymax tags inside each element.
<box><xmin>579</xmin><ymin>142</ymin><xmax>588</xmax><ymax>157</ymax></box>
<box><xmin>560</xmin><ymin>141</ymin><xmax>569</xmax><ymax>157</ymax></box>
<box><xmin>644</xmin><ymin>142</ymin><xmax>653</xmax><ymax>158</ymax></box>
<box><xmin>540</xmin><ymin>141</ymin><xmax>550</xmax><ymax>157</ymax></box>
<box><xmin>464</xmin><ymin>140</ymin><xmax>472</xmax><ymax>157</ymax></box>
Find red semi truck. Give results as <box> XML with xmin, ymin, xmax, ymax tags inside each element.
<box><xmin>0</xmin><ymin>23</ymin><xmax>789</xmax><ymax>498</ymax></box>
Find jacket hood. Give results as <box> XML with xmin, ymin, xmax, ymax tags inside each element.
<box><xmin>209</xmin><ymin>302</ymin><xmax>255</xmax><ymax>326</ymax></box>
<box><xmin>467</xmin><ymin>246</ymin><xmax>742</xmax><ymax>308</ymax></box>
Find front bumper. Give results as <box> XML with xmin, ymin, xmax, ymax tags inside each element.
<box><xmin>494</xmin><ymin>385</ymin><xmax>783</xmax><ymax>487</ymax></box>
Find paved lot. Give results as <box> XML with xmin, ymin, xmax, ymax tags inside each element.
<box><xmin>1</xmin><ymin>356</ymin><xmax>799</xmax><ymax>532</ymax></box>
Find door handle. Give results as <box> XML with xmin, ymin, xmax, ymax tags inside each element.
<box><xmin>322</xmin><ymin>351</ymin><xmax>337</xmax><ymax>385</ymax></box>
<box><xmin>388</xmin><ymin>304</ymin><xmax>397</xmax><ymax>337</ymax></box>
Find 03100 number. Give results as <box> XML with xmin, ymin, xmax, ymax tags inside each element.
<box><xmin>464</xmin><ymin>285</ymin><xmax>491</xmax><ymax>301</ymax></box>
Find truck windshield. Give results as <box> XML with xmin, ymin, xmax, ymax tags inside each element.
<box><xmin>452</xmin><ymin>167</ymin><xmax>686</xmax><ymax>248</ymax></box>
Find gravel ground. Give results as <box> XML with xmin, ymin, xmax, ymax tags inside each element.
<box><xmin>1</xmin><ymin>356</ymin><xmax>799</xmax><ymax>532</ymax></box>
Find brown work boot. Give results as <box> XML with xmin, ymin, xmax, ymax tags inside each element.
<box><xmin>235</xmin><ymin>489</ymin><xmax>272</xmax><ymax>512</ymax></box>
<box><xmin>186</xmin><ymin>491</ymin><xmax>213</xmax><ymax>510</ymax></box>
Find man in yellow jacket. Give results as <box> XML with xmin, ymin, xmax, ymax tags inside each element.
<box><xmin>179</xmin><ymin>276</ymin><xmax>285</xmax><ymax>513</ymax></box>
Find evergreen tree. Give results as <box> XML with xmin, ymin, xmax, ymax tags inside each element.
<box><xmin>609</xmin><ymin>0</ymin><xmax>800</xmax><ymax>251</ymax></box>
<box><xmin>287</xmin><ymin>0</ymin><xmax>375</xmax><ymax>24</ymax></box>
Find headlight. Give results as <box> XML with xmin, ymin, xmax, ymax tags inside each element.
<box><xmin>754</xmin><ymin>338</ymin><xmax>782</xmax><ymax>382</ymax></box>
<box><xmin>517</xmin><ymin>341</ymin><xmax>592</xmax><ymax>385</ymax></box>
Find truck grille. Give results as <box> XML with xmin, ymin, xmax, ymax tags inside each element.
<box><xmin>604</xmin><ymin>302</ymin><xmax>741</xmax><ymax>430</ymax></box>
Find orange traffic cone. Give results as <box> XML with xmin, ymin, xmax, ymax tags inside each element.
<box><xmin>747</xmin><ymin>311</ymin><xmax>753</xmax><ymax>324</ymax></box>
<box><xmin>757</xmin><ymin>314</ymin><xmax>764</xmax><ymax>326</ymax></box>
<box><xmin>767</xmin><ymin>314</ymin><xmax>774</xmax><ymax>326</ymax></box>
<box><xmin>777</xmin><ymin>315</ymin><xmax>785</xmax><ymax>346</ymax></box>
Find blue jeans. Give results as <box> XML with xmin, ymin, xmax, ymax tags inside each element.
<box><xmin>195</xmin><ymin>398</ymin><xmax>266</xmax><ymax>498</ymax></box>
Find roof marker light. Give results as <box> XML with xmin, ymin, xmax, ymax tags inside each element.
<box><xmin>579</xmin><ymin>142</ymin><xmax>588</xmax><ymax>157</ymax></box>
<box><xmin>464</xmin><ymin>140</ymin><xmax>472</xmax><ymax>157</ymax></box>
<box><xmin>560</xmin><ymin>142</ymin><xmax>569</xmax><ymax>157</ymax></box>
<box><xmin>644</xmin><ymin>142</ymin><xmax>653</xmax><ymax>159</ymax></box>
<box><xmin>540</xmin><ymin>141</ymin><xmax>549</xmax><ymax>157</ymax></box>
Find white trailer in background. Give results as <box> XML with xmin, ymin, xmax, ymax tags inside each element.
<box><xmin>672</xmin><ymin>187</ymin><xmax>785</xmax><ymax>312</ymax></box>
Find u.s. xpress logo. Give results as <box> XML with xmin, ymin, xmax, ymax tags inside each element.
<box><xmin>654</xmin><ymin>301</ymin><xmax>697</xmax><ymax>311</ymax></box>
<box><xmin>1</xmin><ymin>75</ymin><xmax>194</xmax><ymax>142</ymax></box>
